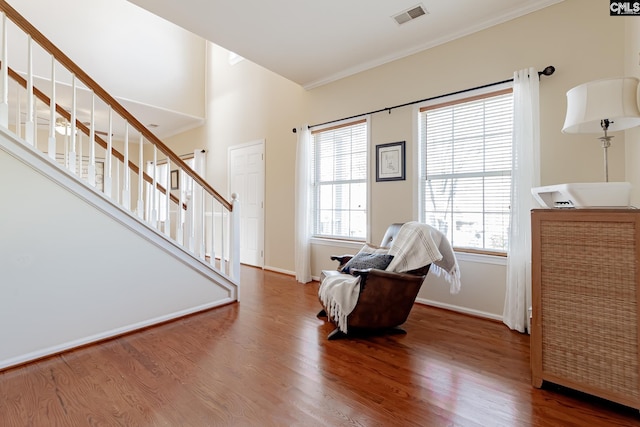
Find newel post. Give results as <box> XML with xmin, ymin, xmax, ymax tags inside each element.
<box><xmin>230</xmin><ymin>193</ymin><xmax>241</xmax><ymax>283</ymax></box>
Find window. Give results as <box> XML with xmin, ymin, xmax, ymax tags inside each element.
<box><xmin>311</xmin><ymin>118</ymin><xmax>368</xmax><ymax>240</ymax></box>
<box><xmin>419</xmin><ymin>87</ymin><xmax>513</xmax><ymax>253</ymax></box>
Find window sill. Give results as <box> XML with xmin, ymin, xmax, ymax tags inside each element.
<box><xmin>310</xmin><ymin>237</ymin><xmax>365</xmax><ymax>250</ymax></box>
<box><xmin>454</xmin><ymin>250</ymin><xmax>507</xmax><ymax>266</ymax></box>
<box><xmin>310</xmin><ymin>238</ymin><xmax>506</xmax><ymax>266</ymax></box>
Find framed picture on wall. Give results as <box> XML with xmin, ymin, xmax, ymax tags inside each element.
<box><xmin>376</xmin><ymin>141</ymin><xmax>405</xmax><ymax>182</ymax></box>
<box><xmin>170</xmin><ymin>169</ymin><xmax>180</xmax><ymax>190</ymax></box>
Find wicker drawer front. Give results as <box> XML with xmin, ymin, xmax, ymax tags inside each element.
<box><xmin>539</xmin><ymin>218</ymin><xmax>638</xmax><ymax>401</ymax></box>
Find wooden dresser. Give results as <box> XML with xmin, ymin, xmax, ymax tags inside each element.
<box><xmin>531</xmin><ymin>209</ymin><xmax>640</xmax><ymax>410</ymax></box>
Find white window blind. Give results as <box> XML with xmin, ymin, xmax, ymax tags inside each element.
<box><xmin>311</xmin><ymin>118</ymin><xmax>368</xmax><ymax>240</ymax></box>
<box><xmin>419</xmin><ymin>89</ymin><xmax>513</xmax><ymax>252</ymax></box>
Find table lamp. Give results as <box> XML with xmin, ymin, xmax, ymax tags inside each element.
<box><xmin>562</xmin><ymin>77</ymin><xmax>640</xmax><ymax>182</ymax></box>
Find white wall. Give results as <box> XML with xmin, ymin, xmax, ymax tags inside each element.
<box><xmin>12</xmin><ymin>1</ymin><xmax>630</xmax><ymax>308</ymax></box>
<box><xmin>205</xmin><ymin>42</ymin><xmax>310</xmax><ymax>272</ymax></box>
<box><xmin>147</xmin><ymin>0</ymin><xmax>628</xmax><ymax>320</ymax></box>
<box><xmin>10</xmin><ymin>0</ymin><xmax>206</xmax><ymax>119</ymax></box>
<box><xmin>0</xmin><ymin>129</ymin><xmax>235</xmax><ymax>370</ymax></box>
<box><xmin>625</xmin><ymin>17</ymin><xmax>640</xmax><ymax>205</ymax></box>
<box><xmin>302</xmin><ymin>0</ymin><xmax>626</xmax><ymax>319</ymax></box>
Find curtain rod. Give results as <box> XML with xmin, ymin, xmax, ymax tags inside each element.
<box><xmin>292</xmin><ymin>65</ymin><xmax>555</xmax><ymax>133</ymax></box>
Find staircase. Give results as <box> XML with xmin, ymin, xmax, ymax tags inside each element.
<box><xmin>0</xmin><ymin>1</ymin><xmax>239</xmax><ymax>371</ymax></box>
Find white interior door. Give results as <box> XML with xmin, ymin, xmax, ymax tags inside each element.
<box><xmin>229</xmin><ymin>140</ymin><xmax>265</xmax><ymax>267</ymax></box>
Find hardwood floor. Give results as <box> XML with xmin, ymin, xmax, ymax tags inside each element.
<box><xmin>1</xmin><ymin>265</ymin><xmax>639</xmax><ymax>426</ymax></box>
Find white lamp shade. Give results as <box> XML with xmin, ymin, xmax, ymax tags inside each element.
<box><xmin>562</xmin><ymin>77</ymin><xmax>640</xmax><ymax>134</ymax></box>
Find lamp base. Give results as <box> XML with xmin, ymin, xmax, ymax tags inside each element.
<box><xmin>597</xmin><ymin>135</ymin><xmax>614</xmax><ymax>182</ymax></box>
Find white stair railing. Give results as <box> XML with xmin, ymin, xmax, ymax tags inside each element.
<box><xmin>0</xmin><ymin>1</ymin><xmax>240</xmax><ymax>282</ymax></box>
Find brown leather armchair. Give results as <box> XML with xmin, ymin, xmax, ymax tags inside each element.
<box><xmin>318</xmin><ymin>223</ymin><xmax>431</xmax><ymax>340</ymax></box>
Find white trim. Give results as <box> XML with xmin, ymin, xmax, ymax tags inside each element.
<box><xmin>113</xmin><ymin>94</ymin><xmax>205</xmax><ymax>122</ymax></box>
<box><xmin>311</xmin><ymin>237</ymin><xmax>364</xmax><ymax>251</ymax></box>
<box><xmin>415</xmin><ymin>298</ymin><xmax>503</xmax><ymax>322</ymax></box>
<box><xmin>310</xmin><ymin>114</ymin><xmax>369</xmax><ymax>132</ymax></box>
<box><xmin>228</xmin><ymin>138</ymin><xmax>264</xmax><ymax>151</ymax></box>
<box><xmin>311</xmin><ymin>115</ymin><xmax>371</xmax><ymax>241</ymax></box>
<box><xmin>157</xmin><ymin>119</ymin><xmax>206</xmax><ymax>140</ymax></box>
<box><xmin>228</xmin><ymin>51</ymin><xmax>245</xmax><ymax>66</ymax></box>
<box><xmin>455</xmin><ymin>251</ymin><xmax>507</xmax><ymax>266</ymax></box>
<box><xmin>311</xmin><ymin>237</ymin><xmax>506</xmax><ymax>265</ymax></box>
<box><xmin>0</xmin><ymin>297</ymin><xmax>234</xmax><ymax>371</ymax></box>
<box><xmin>264</xmin><ymin>265</ymin><xmax>295</xmax><ymax>276</ymax></box>
<box><xmin>416</xmin><ymin>84</ymin><xmax>514</xmax><ymax>252</ymax></box>
<box><xmin>413</xmin><ymin>104</ymin><xmax>422</xmax><ymax>220</ymax></box>
<box><xmin>365</xmin><ymin>116</ymin><xmax>372</xmax><ymax>241</ymax></box>
<box><xmin>302</xmin><ymin>0</ymin><xmax>563</xmax><ymax>90</ymax></box>
<box><xmin>417</xmin><ymin>81</ymin><xmax>513</xmax><ymax>110</ymax></box>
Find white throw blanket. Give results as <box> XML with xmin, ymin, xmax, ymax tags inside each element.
<box><xmin>318</xmin><ymin>274</ymin><xmax>361</xmax><ymax>334</ymax></box>
<box><xmin>318</xmin><ymin>222</ymin><xmax>461</xmax><ymax>334</ymax></box>
<box><xmin>386</xmin><ymin>222</ymin><xmax>461</xmax><ymax>294</ymax></box>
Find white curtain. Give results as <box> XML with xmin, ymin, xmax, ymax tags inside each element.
<box><xmin>503</xmin><ymin>67</ymin><xmax>540</xmax><ymax>333</ymax></box>
<box><xmin>294</xmin><ymin>126</ymin><xmax>312</xmax><ymax>283</ymax></box>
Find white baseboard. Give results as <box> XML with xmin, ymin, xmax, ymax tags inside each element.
<box><xmin>263</xmin><ymin>265</ymin><xmax>295</xmax><ymax>276</ymax></box>
<box><xmin>0</xmin><ymin>298</ymin><xmax>234</xmax><ymax>371</ymax></box>
<box><xmin>415</xmin><ymin>297</ymin><xmax>503</xmax><ymax>322</ymax></box>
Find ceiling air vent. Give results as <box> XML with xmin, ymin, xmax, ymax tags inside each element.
<box><xmin>392</xmin><ymin>4</ymin><xmax>428</xmax><ymax>25</ymax></box>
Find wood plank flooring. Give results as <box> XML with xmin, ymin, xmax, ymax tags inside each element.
<box><xmin>1</xmin><ymin>265</ymin><xmax>640</xmax><ymax>426</ymax></box>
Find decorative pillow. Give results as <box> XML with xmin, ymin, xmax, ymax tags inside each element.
<box><xmin>341</xmin><ymin>252</ymin><xmax>394</xmax><ymax>274</ymax></box>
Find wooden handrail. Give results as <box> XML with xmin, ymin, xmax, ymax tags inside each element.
<box><xmin>0</xmin><ymin>0</ymin><xmax>232</xmax><ymax>212</ymax></box>
<box><xmin>6</xmin><ymin>65</ymin><xmax>186</xmax><ymax>208</ymax></box>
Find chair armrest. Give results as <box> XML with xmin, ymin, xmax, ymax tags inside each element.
<box><xmin>352</xmin><ymin>268</ymin><xmax>426</xmax><ymax>281</ymax></box>
<box><xmin>351</xmin><ymin>268</ymin><xmax>372</xmax><ymax>277</ymax></box>
<box><xmin>330</xmin><ymin>254</ymin><xmax>353</xmax><ymax>268</ymax></box>
<box><xmin>352</xmin><ymin>267</ymin><xmax>428</xmax><ymax>290</ymax></box>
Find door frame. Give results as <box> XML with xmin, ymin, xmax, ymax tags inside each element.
<box><xmin>228</xmin><ymin>139</ymin><xmax>265</xmax><ymax>268</ymax></box>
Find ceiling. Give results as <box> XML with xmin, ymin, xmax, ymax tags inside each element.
<box><xmin>7</xmin><ymin>0</ymin><xmax>208</xmax><ymax>140</ymax></box>
<box><xmin>128</xmin><ymin>0</ymin><xmax>563</xmax><ymax>89</ymax></box>
<box><xmin>6</xmin><ymin>0</ymin><xmax>564</xmax><ymax>140</ymax></box>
